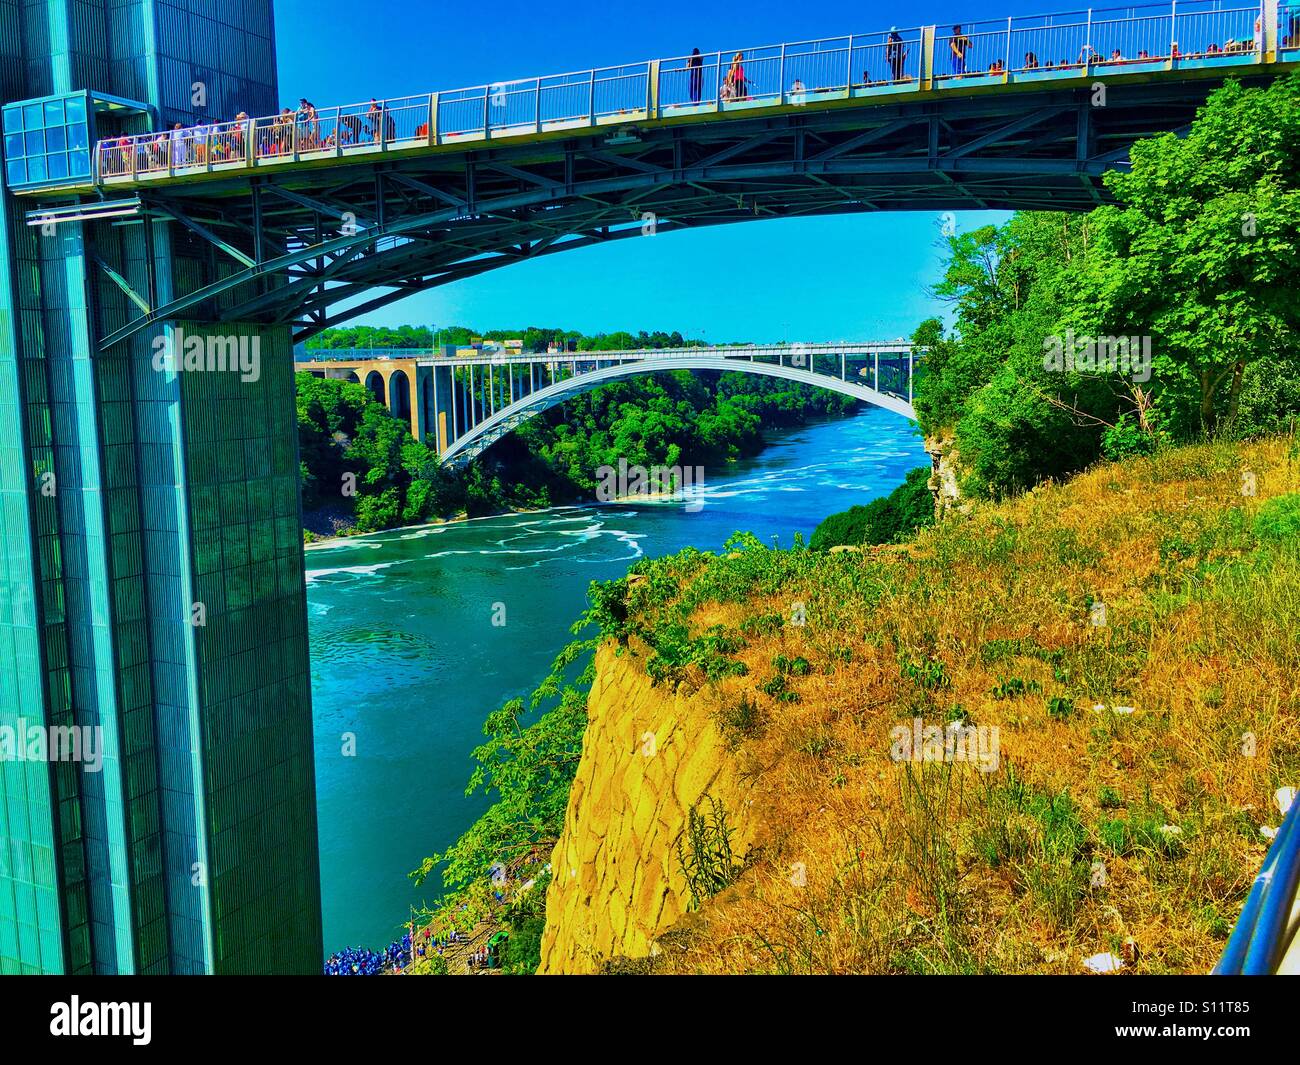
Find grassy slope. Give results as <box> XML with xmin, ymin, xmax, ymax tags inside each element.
<box><xmin>610</xmin><ymin>437</ymin><xmax>1300</xmax><ymax>974</ymax></box>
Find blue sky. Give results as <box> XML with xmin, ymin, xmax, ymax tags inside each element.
<box><xmin>272</xmin><ymin>0</ymin><xmax>1020</xmax><ymax>341</ymax></box>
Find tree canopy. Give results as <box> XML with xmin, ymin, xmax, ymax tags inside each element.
<box><xmin>912</xmin><ymin>73</ymin><xmax>1300</xmax><ymax>499</ymax></box>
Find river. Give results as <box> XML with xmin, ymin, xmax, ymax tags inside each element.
<box><xmin>306</xmin><ymin>405</ymin><xmax>928</xmax><ymax>953</ymax></box>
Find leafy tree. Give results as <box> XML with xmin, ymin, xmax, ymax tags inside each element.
<box><xmin>910</xmin><ymin>74</ymin><xmax>1300</xmax><ymax>499</ymax></box>
<box><xmin>810</xmin><ymin>466</ymin><xmax>935</xmax><ymax>549</ymax></box>
<box><xmin>1077</xmin><ymin>74</ymin><xmax>1300</xmax><ymax>436</ymax></box>
<box><xmin>295</xmin><ymin>373</ymin><xmax>455</xmax><ymax>532</ymax></box>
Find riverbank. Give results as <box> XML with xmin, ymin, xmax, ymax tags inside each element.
<box><xmin>301</xmin><ymin>409</ymin><xmax>865</xmax><ymax>550</ymax></box>
<box><xmin>306</xmin><ymin>407</ymin><xmax>928</xmax><ymax>954</ymax></box>
<box><xmin>539</xmin><ymin>436</ymin><xmax>1300</xmax><ymax>973</ymax></box>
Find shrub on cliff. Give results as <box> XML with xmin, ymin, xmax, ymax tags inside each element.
<box><xmin>1254</xmin><ymin>492</ymin><xmax>1300</xmax><ymax>544</ymax></box>
<box><xmin>809</xmin><ymin>466</ymin><xmax>934</xmax><ymax>550</ymax></box>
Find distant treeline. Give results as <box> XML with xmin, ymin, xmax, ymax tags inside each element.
<box><xmin>305</xmin><ymin>324</ymin><xmax>750</xmax><ymax>352</ymax></box>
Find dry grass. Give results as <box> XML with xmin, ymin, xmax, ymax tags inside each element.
<box><xmin>618</xmin><ymin>437</ymin><xmax>1300</xmax><ymax>974</ymax></box>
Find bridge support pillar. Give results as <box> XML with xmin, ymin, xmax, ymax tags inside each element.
<box><xmin>429</xmin><ymin>363</ymin><xmax>456</xmax><ymax>454</ymax></box>
<box><xmin>0</xmin><ymin>196</ymin><xmax>323</xmax><ymax>976</ymax></box>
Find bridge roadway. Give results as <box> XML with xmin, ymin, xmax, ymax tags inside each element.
<box><xmin>18</xmin><ymin>3</ymin><xmax>1299</xmax><ymax>349</ymax></box>
<box><xmin>296</xmin><ymin>342</ymin><xmax>920</xmax><ymax>463</ymax></box>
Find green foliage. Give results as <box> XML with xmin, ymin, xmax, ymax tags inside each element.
<box><xmin>307</xmin><ymin>323</ymin><xmax>719</xmax><ymax>353</ymax></box>
<box><xmin>645</xmin><ymin>623</ymin><xmax>748</xmax><ymax>686</ymax></box>
<box><xmin>1046</xmin><ymin>696</ymin><xmax>1075</xmax><ymax>720</ymax></box>
<box><xmin>421</xmin><ymin>954</ymin><xmax>449</xmax><ymax>975</ymax></box>
<box><xmin>810</xmin><ymin>466</ymin><xmax>935</xmax><ymax>549</ymax></box>
<box><xmin>991</xmin><ymin>677</ymin><xmax>1042</xmax><ymax>700</ymax></box>
<box><xmin>912</xmin><ymin>74</ymin><xmax>1300</xmax><ymax>498</ymax></box>
<box><xmin>1086</xmin><ymin>75</ymin><xmax>1300</xmax><ymax>438</ymax></box>
<box><xmin>675</xmin><ymin>796</ymin><xmax>743</xmax><ymax>910</ymax></box>
<box><xmin>295</xmin><ymin>373</ymin><xmax>457</xmax><ymax>533</ymax></box>
<box><xmin>716</xmin><ymin>693</ymin><xmax>764</xmax><ymax>744</ymax></box>
<box><xmin>902</xmin><ymin>657</ymin><xmax>950</xmax><ymax>691</ymax></box>
<box><xmin>501</xmin><ymin>917</ymin><xmax>545</xmax><ymax>974</ymax></box>
<box><xmin>1102</xmin><ymin>412</ymin><xmax>1159</xmax><ymax>461</ymax></box>
<box><xmin>1254</xmin><ymin>493</ymin><xmax>1300</xmax><ymax>544</ymax></box>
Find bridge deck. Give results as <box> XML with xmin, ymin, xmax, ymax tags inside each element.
<box><xmin>19</xmin><ymin>2</ymin><xmax>1300</xmax><ymax>197</ymax></box>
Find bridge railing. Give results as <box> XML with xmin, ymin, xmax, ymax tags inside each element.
<box><xmin>936</xmin><ymin>3</ymin><xmax>1261</xmax><ymax>78</ymax></box>
<box><xmin>93</xmin><ymin>3</ymin><xmax>1287</xmax><ymax>183</ymax></box>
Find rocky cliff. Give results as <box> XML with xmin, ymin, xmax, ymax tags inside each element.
<box><xmin>537</xmin><ymin>639</ymin><xmax>756</xmax><ymax>974</ymax></box>
<box><xmin>924</xmin><ymin>431</ymin><xmax>970</xmax><ymax>521</ymax></box>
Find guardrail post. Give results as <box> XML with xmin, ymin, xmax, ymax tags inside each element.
<box><xmin>483</xmin><ymin>90</ymin><xmax>491</xmax><ymax>138</ymax></box>
<box><xmin>428</xmin><ymin>94</ymin><xmax>437</xmax><ymax>146</ymax></box>
<box><xmin>1005</xmin><ymin>17</ymin><xmax>1012</xmax><ymax>73</ymax></box>
<box><xmin>1264</xmin><ymin>0</ymin><xmax>1277</xmax><ymax>61</ymax></box>
<box><xmin>921</xmin><ymin>26</ymin><xmax>935</xmax><ymax>89</ymax></box>
<box><xmin>1167</xmin><ymin>3</ymin><xmax>1174</xmax><ymax>59</ymax></box>
<box><xmin>589</xmin><ymin>69</ymin><xmax>596</xmax><ymax>123</ymax></box>
<box><xmin>535</xmin><ymin>79</ymin><xmax>542</xmax><ymax>131</ymax></box>
<box><xmin>779</xmin><ymin>44</ymin><xmax>787</xmax><ymax>103</ymax></box>
<box><xmin>846</xmin><ymin>35</ymin><xmax>854</xmax><ymax>90</ymax></box>
<box><xmin>647</xmin><ymin>60</ymin><xmax>660</xmax><ymax>117</ymax></box>
<box><xmin>246</xmin><ymin>118</ymin><xmax>255</xmax><ymax>166</ymax></box>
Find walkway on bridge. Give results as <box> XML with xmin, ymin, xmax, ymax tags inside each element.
<box><xmin>14</xmin><ymin>4</ymin><xmax>1298</xmax><ymax>353</ymax></box>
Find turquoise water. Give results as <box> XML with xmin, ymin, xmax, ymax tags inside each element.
<box><xmin>306</xmin><ymin>406</ymin><xmax>928</xmax><ymax>953</ymax></box>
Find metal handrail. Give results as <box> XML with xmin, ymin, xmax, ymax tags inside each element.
<box><xmin>93</xmin><ymin>2</ymin><xmax>1284</xmax><ymax>180</ymax></box>
<box><xmin>1215</xmin><ymin>795</ymin><xmax>1300</xmax><ymax>975</ymax></box>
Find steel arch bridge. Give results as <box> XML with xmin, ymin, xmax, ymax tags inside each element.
<box><xmin>15</xmin><ymin>4</ymin><xmax>1300</xmax><ymax>352</ymax></box>
<box><xmin>299</xmin><ymin>342</ymin><xmax>921</xmax><ymax>463</ymax></box>
<box><xmin>438</xmin><ymin>353</ymin><xmax>918</xmax><ymax>465</ymax></box>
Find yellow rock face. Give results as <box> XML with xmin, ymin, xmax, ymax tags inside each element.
<box><xmin>536</xmin><ymin>641</ymin><xmax>750</xmax><ymax>974</ymax></box>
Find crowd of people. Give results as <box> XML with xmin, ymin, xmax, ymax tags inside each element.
<box><xmin>100</xmin><ymin>96</ymin><xmax>406</xmax><ymax>176</ymax></box>
<box><xmin>323</xmin><ymin>943</ymin><xmax>392</xmax><ymax>976</ymax></box>
<box><xmin>322</xmin><ymin>925</ymin><xmax>485</xmax><ymax>975</ymax></box>
<box><xmin>100</xmin><ymin>12</ymin><xmax>1297</xmax><ymax>178</ymax></box>
<box><xmin>945</xmin><ymin>17</ymin><xmax>1267</xmax><ymax>77</ymax></box>
<box><xmin>323</xmin><ymin>931</ymin><xmax>421</xmax><ymax>975</ymax></box>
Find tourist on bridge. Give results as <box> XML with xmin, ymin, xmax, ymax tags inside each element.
<box><xmin>169</xmin><ymin>122</ymin><xmax>188</xmax><ymax>167</ymax></box>
<box><xmin>687</xmin><ymin>48</ymin><xmax>703</xmax><ymax>103</ymax></box>
<box><xmin>1023</xmin><ymin>52</ymin><xmax>1039</xmax><ymax>69</ymax></box>
<box><xmin>885</xmin><ymin>28</ymin><xmax>906</xmax><ymax>81</ymax></box>
<box><xmin>724</xmin><ymin>52</ymin><xmax>747</xmax><ymax>100</ymax></box>
<box><xmin>949</xmin><ymin>26</ymin><xmax>971</xmax><ymax>75</ymax></box>
<box><xmin>232</xmin><ymin>112</ymin><xmax>249</xmax><ymax>157</ymax></box>
<box><xmin>297</xmin><ymin>99</ymin><xmax>319</xmax><ymax>150</ymax></box>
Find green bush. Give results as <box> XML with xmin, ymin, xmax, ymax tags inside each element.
<box><xmin>1254</xmin><ymin>493</ymin><xmax>1300</xmax><ymax>544</ymax></box>
<box><xmin>810</xmin><ymin>466</ymin><xmax>935</xmax><ymax>550</ymax></box>
<box><xmin>502</xmin><ymin>917</ymin><xmax>545</xmax><ymax>974</ymax></box>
